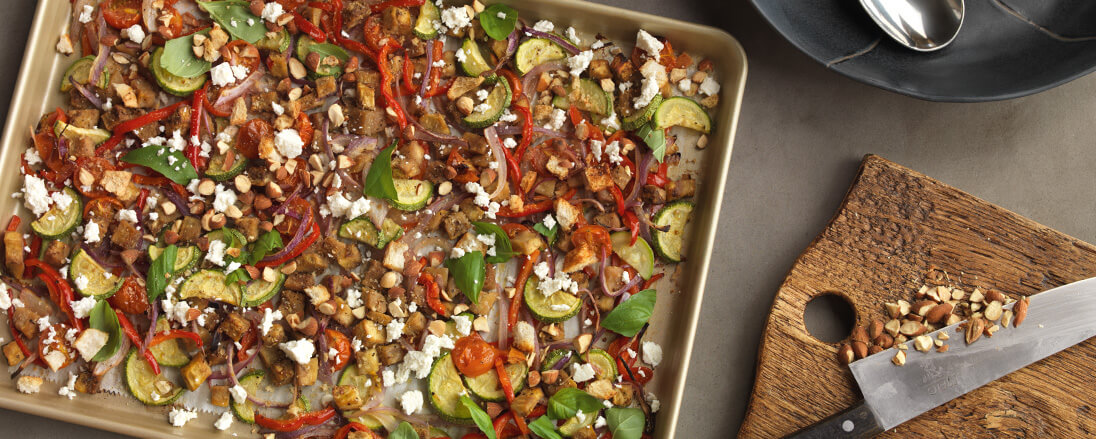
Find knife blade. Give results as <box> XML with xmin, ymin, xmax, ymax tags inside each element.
<box><xmin>788</xmin><ymin>277</ymin><xmax>1096</xmax><ymax>438</ymax></box>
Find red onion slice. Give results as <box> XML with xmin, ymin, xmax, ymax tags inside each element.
<box><xmin>484</xmin><ymin>126</ymin><xmax>508</xmax><ymax>200</ymax></box>
<box><xmin>524</xmin><ymin>28</ymin><xmax>580</xmax><ymax>54</ymax></box>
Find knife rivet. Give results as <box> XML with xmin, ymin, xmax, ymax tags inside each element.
<box><xmin>842</xmin><ymin>420</ymin><xmax>854</xmax><ymax>432</ymax></box>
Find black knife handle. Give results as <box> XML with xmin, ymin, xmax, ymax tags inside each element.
<box><xmin>785</xmin><ymin>400</ymin><xmax>884</xmax><ymax>439</ymax></box>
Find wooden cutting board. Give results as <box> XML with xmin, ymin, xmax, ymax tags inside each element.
<box><xmin>738</xmin><ymin>155</ymin><xmax>1096</xmax><ymax>438</ymax></box>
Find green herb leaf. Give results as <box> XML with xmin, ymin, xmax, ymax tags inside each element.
<box><xmin>445</xmin><ymin>251</ymin><xmax>486</xmax><ymax>304</ymax></box>
<box><xmin>460</xmin><ymin>394</ymin><xmax>497</xmax><ymax>439</ymax></box>
<box><xmin>224</xmin><ymin>267</ymin><xmax>251</xmax><ymax>285</ymax></box>
<box><xmin>121</xmin><ymin>144</ymin><xmax>199</xmax><ymax>185</ymax></box>
<box><xmin>88</xmin><ymin>300</ymin><xmax>123</xmax><ymax>362</ymax></box>
<box><xmin>479</xmin><ymin>4</ymin><xmax>518</xmax><ymax>40</ymax></box>
<box><xmin>637</xmin><ymin>123</ymin><xmax>666</xmax><ymax>163</ymax></box>
<box><xmin>606</xmin><ymin>407</ymin><xmax>645</xmax><ymax>439</ymax></box>
<box><xmin>305</xmin><ymin>42</ymin><xmax>350</xmax><ymax>62</ymax></box>
<box><xmin>601</xmin><ymin>289</ymin><xmax>656</xmax><ymax>337</ymax></box>
<box><xmin>161</xmin><ymin>30</ymin><xmax>212</xmax><ymax>78</ymax></box>
<box><xmin>389</xmin><ymin>421</ymin><xmax>420</xmax><ymax>439</ymax></box>
<box><xmin>533</xmin><ymin>221</ymin><xmax>559</xmax><ymax>245</ymax></box>
<box><xmin>248</xmin><ymin>230</ymin><xmax>283</xmax><ymax>265</ymax></box>
<box><xmin>147</xmin><ymin>245</ymin><xmax>179</xmax><ymax>302</ymax></box>
<box><xmin>547</xmin><ymin>388</ymin><xmax>604</xmax><ymax>420</ymax></box>
<box><xmin>528</xmin><ymin>416</ymin><xmax>563</xmax><ymax>439</ymax></box>
<box><xmin>363</xmin><ymin>140</ymin><xmax>398</xmax><ymax>201</ymax></box>
<box><xmin>472</xmin><ymin>221</ymin><xmax>517</xmax><ymax>263</ymax></box>
<box><xmin>198</xmin><ymin>1</ymin><xmax>268</xmax><ymax>43</ymax></box>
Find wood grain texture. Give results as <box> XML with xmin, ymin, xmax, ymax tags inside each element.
<box><xmin>739</xmin><ymin>155</ymin><xmax>1096</xmax><ymax>438</ymax></box>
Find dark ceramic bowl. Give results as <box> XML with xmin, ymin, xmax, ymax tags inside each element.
<box><xmin>751</xmin><ymin>0</ymin><xmax>1096</xmax><ymax>102</ymax></box>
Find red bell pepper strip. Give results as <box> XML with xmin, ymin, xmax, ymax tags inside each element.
<box><xmin>334</xmin><ymin>422</ymin><xmax>377</xmax><ymax>439</ymax></box>
<box><xmin>292</xmin><ymin>12</ymin><xmax>327</xmax><ymax>42</ymax></box>
<box><xmin>377</xmin><ymin>40</ymin><xmax>408</xmax><ymax>132</ymax></box>
<box><xmin>610</xmin><ymin>185</ymin><xmax>640</xmax><ymax>245</ymax></box>
<box><xmin>641</xmin><ymin>272</ymin><xmax>664</xmax><ymax>290</ymax></box>
<box><xmin>6</xmin><ymin>309</ymin><xmax>31</xmax><ymax>358</ymax></box>
<box><xmin>419</xmin><ymin>273</ymin><xmax>447</xmax><ymax>317</ymax></box>
<box><xmin>370</xmin><ymin>0</ymin><xmax>423</xmax><ymax>13</ymax></box>
<box><xmin>568</xmin><ymin>105</ymin><xmax>605</xmax><ymax>142</ymax></box>
<box><xmin>96</xmin><ymin>101</ymin><xmax>188</xmax><ymax>155</ymax></box>
<box><xmin>255</xmin><ymin>221</ymin><xmax>320</xmax><ymax>268</ymax></box>
<box><xmin>5</xmin><ymin>215</ymin><xmax>20</xmax><ymax>232</ymax></box>
<box><xmin>254</xmin><ymin>407</ymin><xmax>337</xmax><ymax>432</ymax></box>
<box><xmin>308</xmin><ymin>0</ymin><xmax>339</xmax><ymax>11</ymax></box>
<box><xmin>507</xmin><ymin>250</ymin><xmax>538</xmax><ymax>330</ymax></box>
<box><xmin>116</xmin><ymin>310</ymin><xmax>160</xmax><ymax>375</ymax></box>
<box><xmin>422</xmin><ymin>40</ymin><xmax>445</xmax><ymax>96</ymax></box>
<box><xmin>496</xmin><ymin>188</ymin><xmax>576</xmax><ymax>218</ymax></box>
<box><xmin>149</xmin><ymin>329</ymin><xmax>204</xmax><ymax>349</ymax></box>
<box><xmin>495</xmin><ymin>356</ymin><xmax>516</xmax><ymax>402</ymax></box>
<box><xmin>499</xmin><ymin>69</ymin><xmax>522</xmax><ymax>99</ymax></box>
<box><xmin>22</xmin><ymin>236</ymin><xmax>41</xmax><ymax>280</ymax></box>
<box><xmin>336</xmin><ymin>36</ymin><xmax>378</xmax><ymax>63</ymax></box>
<box><xmin>492</xmin><ymin>413</ymin><xmax>521</xmax><ymax>439</ymax></box>
<box><xmin>512</xmin><ymin>104</ymin><xmax>534</xmax><ymax>162</ymax></box>
<box><xmin>500</xmin><ymin>143</ymin><xmax>523</xmax><ymax>198</ymax></box>
<box><xmin>37</xmin><ymin>273</ymin><xmax>81</xmax><ymax>331</ymax></box>
<box><xmin>237</xmin><ymin>324</ymin><xmax>257</xmax><ymax>362</ymax></box>
<box><xmin>401</xmin><ymin>53</ymin><xmax>417</xmax><ymax>94</ymax></box>
<box><xmin>186</xmin><ymin>84</ymin><xmax>208</xmax><ymax>171</ymax></box>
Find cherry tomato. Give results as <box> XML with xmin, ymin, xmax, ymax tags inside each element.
<box><xmin>631</xmin><ymin>365</ymin><xmax>654</xmax><ymax>385</ymax></box>
<box><xmin>294</xmin><ymin>112</ymin><xmax>314</xmax><ymax>146</ymax></box>
<box><xmin>324</xmin><ymin>329</ymin><xmax>352</xmax><ymax>371</ymax></box>
<box><xmin>103</xmin><ymin>0</ymin><xmax>142</xmax><ymax>30</ymax></box>
<box><xmin>221</xmin><ymin>40</ymin><xmax>262</xmax><ymax>73</ymax></box>
<box><xmin>274</xmin><ymin>198</ymin><xmax>314</xmax><ymax>236</ymax></box>
<box><xmin>572</xmin><ymin>225</ymin><xmax>611</xmax><ymax>251</ymax></box>
<box><xmin>275</xmin><ymin>0</ymin><xmax>308</xmax><ymax>9</ymax></box>
<box><xmin>452</xmin><ymin>333</ymin><xmax>497</xmax><ymax>377</ymax></box>
<box><xmin>38</xmin><ymin>323</ymin><xmax>75</xmax><ymax>370</ymax></box>
<box><xmin>236</xmin><ymin>119</ymin><xmax>272</xmax><ymax>160</ymax></box>
<box><xmin>157</xmin><ymin>6</ymin><xmax>184</xmax><ymax>39</ymax></box>
<box><xmin>108</xmin><ymin>276</ymin><xmax>150</xmax><ymax>315</ymax></box>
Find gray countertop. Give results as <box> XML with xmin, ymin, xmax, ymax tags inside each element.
<box><xmin>3</xmin><ymin>0</ymin><xmax>1096</xmax><ymax>437</ymax></box>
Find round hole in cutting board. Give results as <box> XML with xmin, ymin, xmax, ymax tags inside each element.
<box><xmin>804</xmin><ymin>292</ymin><xmax>856</xmax><ymax>344</ymax></box>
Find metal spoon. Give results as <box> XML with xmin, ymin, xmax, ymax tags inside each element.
<box><xmin>859</xmin><ymin>0</ymin><xmax>965</xmax><ymax>51</ymax></box>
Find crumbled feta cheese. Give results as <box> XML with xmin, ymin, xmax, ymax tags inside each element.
<box><xmin>274</xmin><ymin>129</ymin><xmax>305</xmax><ymax>159</ymax></box>
<box><xmin>642</xmin><ymin>341</ymin><xmax>663</xmax><ymax>367</ymax></box>
<box><xmin>386</xmin><ymin>319</ymin><xmax>405</xmax><ymax>342</ymax></box>
<box><xmin>421</xmin><ymin>334</ymin><xmax>454</xmax><ymax>358</ymax></box>
<box><xmin>212</xmin><ymin>184</ymin><xmax>237</xmax><ymax>213</ymax></box>
<box><xmin>571</xmin><ymin>362</ymin><xmax>596</xmax><ymax>382</ymax></box>
<box><xmin>326</xmin><ymin>193</ymin><xmax>372</xmax><ymax>219</ymax></box>
<box><xmin>123</xmin><ymin>25</ymin><xmax>145</xmax><ymax>44</ymax></box>
<box><xmin>595</xmin><ymin>416</ymin><xmax>607</xmax><ymax>429</ymax></box>
<box><xmin>532</xmin><ymin>20</ymin><xmax>554</xmax><ymax>33</ymax></box>
<box><xmin>83</xmin><ymin>221</ymin><xmax>100</xmax><ymax>244</ymax></box>
<box><xmin>575</xmin><ymin>410</ymin><xmax>587</xmax><ymax>424</ymax></box>
<box><xmin>205</xmin><ymin>239</ymin><xmax>227</xmax><ymax>267</ymax></box>
<box><xmin>260</xmin><ymin>308</ymin><xmax>283</xmax><ymax>336</ymax></box>
<box><xmin>591</xmin><ymin>39</ymin><xmax>605</xmax><ymax>50</ymax></box>
<box><xmin>229</xmin><ymin>64</ymin><xmax>249</xmax><ymax>82</ymax></box>
<box><xmin>441</xmin><ymin>6</ymin><xmax>472</xmax><ymax>31</ymax></box>
<box><xmin>0</xmin><ymin>284</ymin><xmax>9</xmax><ymax>311</ymax></box>
<box><xmin>22</xmin><ymin>174</ymin><xmax>52</xmax><ymax>215</ymax></box>
<box><xmin>214</xmin><ymin>412</ymin><xmax>234</xmax><ymax>430</ymax></box>
<box><xmin>167</xmin><ymin>129</ymin><xmax>187</xmax><ymax>151</ymax></box>
<box><xmin>546</xmin><ymin>108</ymin><xmax>567</xmax><ymax>131</ymax></box>
<box><xmin>604</xmin><ymin>141</ymin><xmax>623</xmax><ymax>165</ymax></box>
<box><xmin>601</xmin><ymin>112</ymin><xmax>621</xmax><ymax>131</ymax></box>
<box><xmin>543</xmin><ymin>214</ymin><xmax>557</xmax><ymax>230</ymax></box>
<box><xmin>453</xmin><ymin>315</ymin><xmax>472</xmax><ymax>336</ymax></box>
<box><xmin>636</xmin><ymin>30</ymin><xmax>664</xmax><ymax>56</ymax></box>
<box><xmin>74</xmin><ymin>275</ymin><xmax>90</xmax><ymax>291</ymax></box>
<box><xmin>58</xmin><ymin>374</ymin><xmax>77</xmax><ymax>400</ymax></box>
<box><xmin>646</xmin><ymin>392</ymin><xmax>661</xmax><ymax>412</ymax></box>
<box><xmin>455</xmin><ymin>47</ymin><xmax>467</xmax><ymax>63</ymax></box>
<box><xmin>261</xmin><ymin>2</ymin><xmax>284</xmax><ymax>22</ymax></box>
<box><xmin>678</xmin><ymin>78</ymin><xmax>693</xmax><ymax>92</ymax></box>
<box><xmin>500</xmin><ymin>109</ymin><xmax>518</xmax><ymax>122</ymax></box>
<box><xmin>279</xmin><ymin>339</ymin><xmax>315</xmax><ymax>364</ymax></box>
<box><xmin>345</xmin><ymin>288</ymin><xmax>362</xmax><ymax>308</ymax></box>
<box><xmin>635</xmin><ymin>77</ymin><xmax>661</xmax><ymax>109</ymax></box>
<box><xmin>496</xmin><ymin>11</ymin><xmax>507</xmax><ymax>19</ymax></box>
<box><xmin>24</xmin><ymin>148</ymin><xmax>41</xmax><ymax>166</ymax></box>
<box><xmin>210</xmin><ymin>63</ymin><xmax>236</xmax><ymax>87</ymax></box>
<box><xmin>465</xmin><ymin>182</ymin><xmax>491</xmax><ymax>208</ymax></box>
<box><xmin>116</xmin><ymin>209</ymin><xmax>138</xmax><ymax>223</ymax></box>
<box><xmin>472</xmin><ymin>102</ymin><xmax>491</xmax><ymax>113</ymax></box>
<box><xmin>699</xmin><ymin>77</ymin><xmax>721</xmax><ymax>96</ymax></box>
<box><xmin>168</xmin><ymin>408</ymin><xmax>198</xmax><ymax>427</ymax></box>
<box><xmin>78</xmin><ymin>5</ymin><xmax>94</xmax><ymax>23</ymax></box>
<box><xmin>475</xmin><ymin>89</ymin><xmax>489</xmax><ymax>101</ymax></box>
<box><xmin>568</xmin><ymin>50</ymin><xmax>593</xmax><ymax>77</ymax></box>
<box><xmin>566</xmin><ymin>27</ymin><xmax>580</xmax><ymax>44</ymax></box>
<box><xmin>400</xmin><ymin>390</ymin><xmax>424</xmax><ymax>415</ymax></box>
<box><xmin>70</xmin><ymin>296</ymin><xmax>97</xmax><ymax>319</ymax></box>
<box><xmin>271</xmin><ymin>101</ymin><xmax>284</xmax><ymax>115</ymax></box>
<box><xmin>502</xmin><ymin>137</ymin><xmax>517</xmax><ymax>148</ymax></box>
<box><xmin>103</xmin><ymin>98</ymin><xmax>112</xmax><ymax>111</ymax></box>
<box><xmin>351</xmin><ymin>337</ymin><xmax>362</xmax><ymax>352</ymax></box>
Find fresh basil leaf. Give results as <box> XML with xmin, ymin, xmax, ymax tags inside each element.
<box><xmin>472</xmin><ymin>221</ymin><xmax>516</xmax><ymax>263</ymax></box>
<box><xmin>637</xmin><ymin>123</ymin><xmax>666</xmax><ymax>163</ymax></box>
<box><xmin>161</xmin><ymin>30</ymin><xmax>212</xmax><ymax>78</ymax></box>
<box><xmin>248</xmin><ymin>230</ymin><xmax>283</xmax><ymax>265</ymax></box>
<box><xmin>479</xmin><ymin>3</ymin><xmax>518</xmax><ymax>41</ymax></box>
<box><xmin>363</xmin><ymin>140</ymin><xmax>398</xmax><ymax>201</ymax></box>
<box><xmin>460</xmin><ymin>394</ymin><xmax>497</xmax><ymax>439</ymax></box>
<box><xmin>88</xmin><ymin>300</ymin><xmax>123</xmax><ymax>362</ymax></box>
<box><xmin>121</xmin><ymin>144</ymin><xmax>199</xmax><ymax>185</ymax></box>
<box><xmin>529</xmin><ymin>416</ymin><xmax>563</xmax><ymax>439</ymax></box>
<box><xmin>198</xmin><ymin>1</ymin><xmax>268</xmax><ymax>43</ymax></box>
<box><xmin>547</xmin><ymin>387</ymin><xmax>604</xmax><ymax>420</ymax></box>
<box><xmin>533</xmin><ymin>221</ymin><xmax>559</xmax><ymax>245</ymax></box>
<box><xmin>306</xmin><ymin>42</ymin><xmax>350</xmax><ymax>62</ymax></box>
<box><xmin>444</xmin><ymin>251</ymin><xmax>486</xmax><ymax>304</ymax></box>
<box><xmin>388</xmin><ymin>421</ymin><xmax>420</xmax><ymax>439</ymax></box>
<box><xmin>224</xmin><ymin>267</ymin><xmax>251</xmax><ymax>285</ymax></box>
<box><xmin>601</xmin><ymin>289</ymin><xmax>656</xmax><ymax>337</ymax></box>
<box><xmin>147</xmin><ymin>245</ymin><xmax>179</xmax><ymax>301</ymax></box>
<box><xmin>606</xmin><ymin>407</ymin><xmax>645</xmax><ymax>439</ymax></box>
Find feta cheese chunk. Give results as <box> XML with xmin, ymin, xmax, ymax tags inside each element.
<box><xmin>22</xmin><ymin>174</ymin><xmax>52</xmax><ymax>216</ymax></box>
<box><xmin>210</xmin><ymin>62</ymin><xmax>237</xmax><ymax>87</ymax></box>
<box><xmin>568</xmin><ymin>50</ymin><xmax>594</xmax><ymax>77</ymax></box>
<box><xmin>214</xmin><ymin>412</ymin><xmax>234</xmax><ymax>430</ymax></box>
<box><xmin>571</xmin><ymin>362</ymin><xmax>596</xmax><ymax>383</ymax></box>
<box><xmin>261</xmin><ymin>2</ymin><xmax>284</xmax><ymax>22</ymax></box>
<box><xmin>641</xmin><ymin>341</ymin><xmax>663</xmax><ymax>367</ymax></box>
<box><xmin>636</xmin><ymin>30</ymin><xmax>664</xmax><ymax>56</ymax></box>
<box><xmin>168</xmin><ymin>408</ymin><xmax>198</xmax><ymax>427</ymax></box>
<box><xmin>400</xmin><ymin>390</ymin><xmax>424</xmax><ymax>415</ymax></box>
<box><xmin>274</xmin><ymin>129</ymin><xmax>305</xmax><ymax>159</ymax></box>
<box><xmin>279</xmin><ymin>339</ymin><xmax>316</xmax><ymax>364</ymax></box>
<box><xmin>123</xmin><ymin>25</ymin><xmax>146</xmax><ymax>44</ymax></box>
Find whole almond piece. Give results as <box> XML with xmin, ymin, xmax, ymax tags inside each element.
<box><xmin>892</xmin><ymin>350</ymin><xmax>907</xmax><ymax>366</ymax></box>
<box><xmin>913</xmin><ymin>335</ymin><xmax>933</xmax><ymax>352</ymax></box>
<box><xmin>912</xmin><ymin>300</ymin><xmax>937</xmax><ymax>316</ymax></box>
<box><xmin>852</xmin><ymin>341</ymin><xmax>869</xmax><ymax>359</ymax></box>
<box><xmin>884</xmin><ymin>302</ymin><xmax>902</xmax><ymax>319</ymax></box>
<box><xmin>873</xmin><ymin>334</ymin><xmax>894</xmax><ymax>349</ymax></box>
<box><xmin>984</xmin><ymin>289</ymin><xmax>1006</xmax><ymax>303</ymax></box>
<box><xmin>884</xmin><ymin>319</ymin><xmax>902</xmax><ymax>337</ymax></box>
<box><xmin>897</xmin><ymin>299</ymin><xmax>911</xmax><ymax>316</ymax></box>
<box><xmin>850</xmin><ymin>325</ymin><xmax>869</xmax><ymax>343</ymax></box>
<box><xmin>868</xmin><ymin>320</ymin><xmax>884</xmax><ymax>339</ymax></box>
<box><xmin>1013</xmin><ymin>297</ymin><xmax>1029</xmax><ymax>327</ymax></box>
<box><xmin>965</xmin><ymin>317</ymin><xmax>986</xmax><ymax>345</ymax></box>
<box><xmin>925</xmin><ymin>303</ymin><xmax>954</xmax><ymax>324</ymax></box>
<box><xmin>984</xmin><ymin>301</ymin><xmax>1003</xmax><ymax>322</ymax></box>
<box><xmin>899</xmin><ymin>320</ymin><xmax>926</xmax><ymax>336</ymax></box>
<box><xmin>839</xmin><ymin>344</ymin><xmax>855</xmax><ymax>364</ymax></box>
<box><xmin>868</xmin><ymin>345</ymin><xmax>883</xmax><ymax>355</ymax></box>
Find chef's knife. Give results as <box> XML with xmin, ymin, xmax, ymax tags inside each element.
<box><xmin>788</xmin><ymin>277</ymin><xmax>1096</xmax><ymax>438</ymax></box>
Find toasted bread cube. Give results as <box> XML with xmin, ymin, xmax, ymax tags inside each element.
<box><xmin>3</xmin><ymin>341</ymin><xmax>26</xmax><ymax>366</ymax></box>
<box><xmin>332</xmin><ymin>385</ymin><xmax>364</xmax><ymax>411</ymax></box>
<box><xmin>16</xmin><ymin>376</ymin><xmax>43</xmax><ymax>394</ymax></box>
<box><xmin>354</xmin><ymin>349</ymin><xmax>381</xmax><ymax>376</ymax></box>
<box><xmin>352</xmin><ymin>320</ymin><xmax>385</xmax><ymax>346</ymax></box>
<box><xmin>73</xmin><ymin>328</ymin><xmax>109</xmax><ymax>362</ymax></box>
<box><xmin>210</xmin><ymin>385</ymin><xmax>230</xmax><ymax>407</ymax></box>
<box><xmin>554</xmin><ymin>199</ymin><xmax>583</xmax><ymax>231</ymax></box>
<box><xmin>181</xmin><ymin>354</ymin><xmax>212</xmax><ymax>391</ymax></box>
<box><xmin>586</xmin><ymin>379</ymin><xmax>617</xmax><ymax>400</ymax></box>
<box><xmin>296</xmin><ymin>358</ymin><xmax>319</xmax><ymax>387</ymax></box>
<box><xmin>513</xmin><ymin>321</ymin><xmax>536</xmax><ymax>353</ymax></box>
<box><xmin>42</xmin><ymin>350</ymin><xmax>69</xmax><ymax>372</ymax></box>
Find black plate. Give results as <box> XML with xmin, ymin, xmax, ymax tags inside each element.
<box><xmin>750</xmin><ymin>0</ymin><xmax>1096</xmax><ymax>102</ymax></box>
